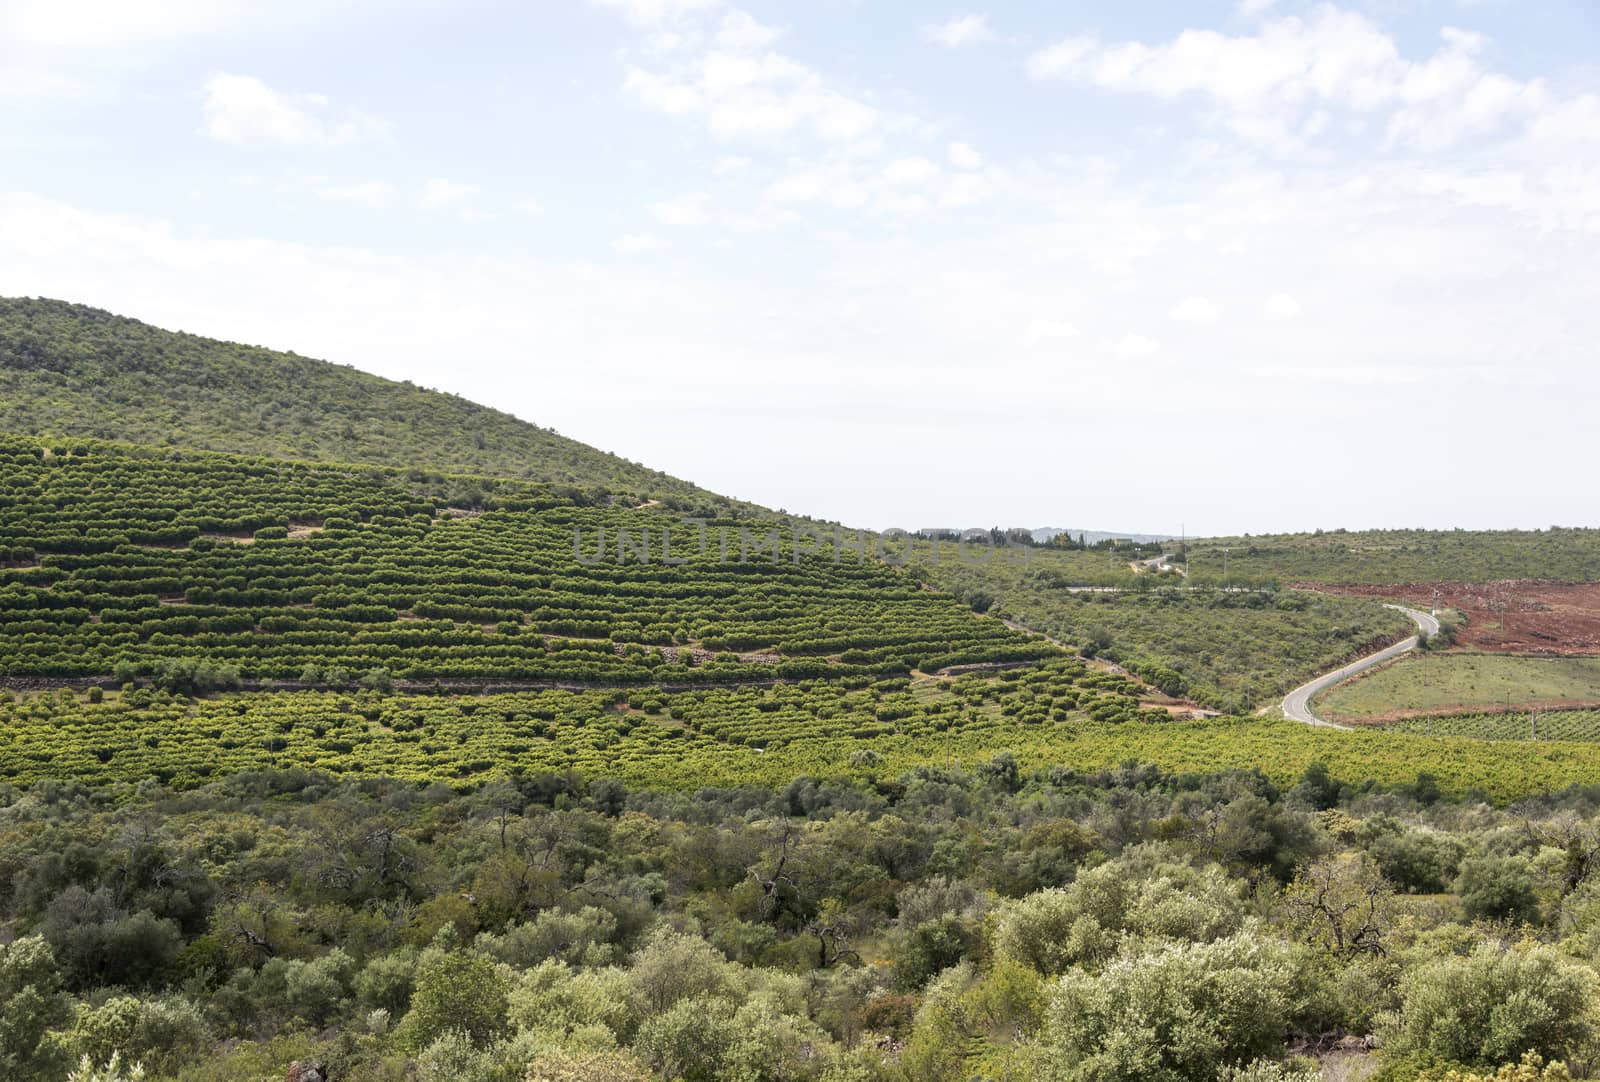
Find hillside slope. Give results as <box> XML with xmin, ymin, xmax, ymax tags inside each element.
<box><xmin>0</xmin><ymin>297</ymin><xmax>712</xmax><ymax>498</ymax></box>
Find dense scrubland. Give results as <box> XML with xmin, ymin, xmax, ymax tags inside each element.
<box><xmin>5</xmin><ymin>762</ymin><xmax>1600</xmax><ymax>1081</ymax></box>
<box><xmin>1186</xmin><ymin>529</ymin><xmax>1600</xmax><ymax>584</ymax></box>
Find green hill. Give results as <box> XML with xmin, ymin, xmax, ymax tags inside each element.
<box><xmin>0</xmin><ymin>296</ymin><xmax>715</xmax><ymax>498</ymax></box>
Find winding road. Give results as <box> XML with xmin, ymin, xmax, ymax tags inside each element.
<box><xmin>1280</xmin><ymin>604</ymin><xmax>1440</xmax><ymax>729</ymax></box>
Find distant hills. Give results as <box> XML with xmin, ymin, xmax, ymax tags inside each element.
<box><xmin>1032</xmin><ymin>527</ymin><xmax>1178</xmax><ymax>546</ymax></box>
<box><xmin>0</xmin><ymin>297</ymin><xmax>720</xmax><ymax>501</ymax></box>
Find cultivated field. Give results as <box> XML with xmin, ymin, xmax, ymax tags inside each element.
<box><xmin>1382</xmin><ymin>708</ymin><xmax>1600</xmax><ymax>741</ymax></box>
<box><xmin>1316</xmin><ymin>652</ymin><xmax>1600</xmax><ymax>723</ymax></box>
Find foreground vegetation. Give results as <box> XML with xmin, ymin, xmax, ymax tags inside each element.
<box><xmin>1318</xmin><ymin>654</ymin><xmax>1600</xmax><ymax>722</ymax></box>
<box><xmin>6</xmin><ymin>762</ymin><xmax>1600</xmax><ymax>1081</ymax></box>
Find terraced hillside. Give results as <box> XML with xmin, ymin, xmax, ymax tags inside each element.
<box><xmin>0</xmin><ymin>437</ymin><xmax>1052</xmax><ymax>685</ymax></box>
<box><xmin>0</xmin><ymin>297</ymin><xmax>721</xmax><ymax>498</ymax></box>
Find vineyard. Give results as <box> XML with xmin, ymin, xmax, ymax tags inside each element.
<box><xmin>1381</xmin><ymin>708</ymin><xmax>1600</xmax><ymax>741</ymax></box>
<box><xmin>4</xmin><ymin>673</ymin><xmax>1600</xmax><ymax>800</ymax></box>
<box><xmin>0</xmin><ymin>437</ymin><xmax>1055</xmax><ymax>685</ymax></box>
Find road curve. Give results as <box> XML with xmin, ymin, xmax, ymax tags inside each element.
<box><xmin>1280</xmin><ymin>605</ymin><xmax>1441</xmax><ymax>729</ymax></box>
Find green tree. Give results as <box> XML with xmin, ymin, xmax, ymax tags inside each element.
<box><xmin>1383</xmin><ymin>946</ymin><xmax>1593</xmax><ymax>1067</ymax></box>
<box><xmin>0</xmin><ymin>936</ymin><xmax>72</xmax><ymax>1080</ymax></box>
<box><xmin>1456</xmin><ymin>855</ymin><xmax>1539</xmax><ymax>924</ymax></box>
<box><xmin>1041</xmin><ymin>932</ymin><xmax>1313</xmax><ymax>1082</ymax></box>
<box><xmin>399</xmin><ymin>934</ymin><xmax>509</xmax><ymax>1050</ymax></box>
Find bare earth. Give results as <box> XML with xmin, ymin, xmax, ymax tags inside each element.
<box><xmin>1302</xmin><ymin>580</ymin><xmax>1600</xmax><ymax>655</ymax></box>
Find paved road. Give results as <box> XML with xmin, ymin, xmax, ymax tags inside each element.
<box><xmin>1280</xmin><ymin>605</ymin><xmax>1441</xmax><ymax>729</ymax></box>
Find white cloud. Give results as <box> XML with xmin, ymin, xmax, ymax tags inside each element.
<box><xmin>1026</xmin><ymin>36</ymin><xmax>1096</xmax><ymax>80</ymax></box>
<box><xmin>715</xmin><ymin>11</ymin><xmax>781</xmax><ymax>50</ymax></box>
<box><xmin>651</xmin><ymin>192</ymin><xmax>709</xmax><ymax>226</ymax></box>
<box><xmin>514</xmin><ymin>197</ymin><xmax>546</xmax><ymax>215</ymax></box>
<box><xmin>1170</xmin><ymin>296</ymin><xmax>1221</xmax><ymax>324</ymax></box>
<box><xmin>614</xmin><ymin>232</ymin><xmax>665</xmax><ymax>252</ymax></box>
<box><xmin>922</xmin><ymin>14</ymin><xmax>994</xmax><ymax>49</ymax></box>
<box><xmin>1529</xmin><ymin>95</ymin><xmax>1600</xmax><ymax>145</ymax></box>
<box><xmin>712</xmin><ymin>155</ymin><xmax>751</xmax><ymax>176</ymax></box>
<box><xmin>1025</xmin><ymin>11</ymin><xmax>1551</xmax><ymax>152</ymax></box>
<box><xmin>1237</xmin><ymin>0</ymin><xmax>1275</xmax><ymax>18</ymax></box>
<box><xmin>589</xmin><ymin>0</ymin><xmax>721</xmax><ymax>27</ymax></box>
<box><xmin>883</xmin><ymin>156</ymin><xmax>941</xmax><ymax>185</ymax></box>
<box><xmin>201</xmin><ymin>73</ymin><xmax>386</xmax><ymax>148</ymax></box>
<box><xmin>1024</xmin><ymin>319</ymin><xmax>1080</xmax><ymax>345</ymax></box>
<box><xmin>1114</xmin><ymin>333</ymin><xmax>1162</xmax><ymax>360</ymax></box>
<box><xmin>619</xmin><ymin>13</ymin><xmax>879</xmax><ymax>145</ymax></box>
<box><xmin>420</xmin><ymin>178</ymin><xmax>479</xmax><ymax>211</ymax></box>
<box><xmin>948</xmin><ymin>141</ymin><xmax>983</xmax><ymax>170</ymax></box>
<box><xmin>1264</xmin><ymin>293</ymin><xmax>1302</xmax><ymax>320</ymax></box>
<box><xmin>316</xmin><ymin>180</ymin><xmax>394</xmax><ymax>208</ymax></box>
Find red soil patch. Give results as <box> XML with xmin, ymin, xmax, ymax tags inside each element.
<box><xmin>1304</xmin><ymin>580</ymin><xmax>1600</xmax><ymax>655</ymax></box>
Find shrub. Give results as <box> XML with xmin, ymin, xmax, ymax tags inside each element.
<box><xmin>1041</xmin><ymin>932</ymin><xmax>1314</xmax><ymax>1082</ymax></box>
<box><xmin>1382</xmin><ymin>946</ymin><xmax>1594</xmax><ymax>1067</ymax></box>
<box><xmin>1455</xmin><ymin>856</ymin><xmax>1539</xmax><ymax>924</ymax></box>
<box><xmin>399</xmin><ymin>940</ymin><xmax>509</xmax><ymax>1051</ymax></box>
<box><xmin>992</xmin><ymin>847</ymin><xmax>1245</xmax><ymax>975</ymax></box>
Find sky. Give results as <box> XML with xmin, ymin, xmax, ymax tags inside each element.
<box><xmin>2</xmin><ymin>0</ymin><xmax>1598</xmax><ymax>536</ymax></box>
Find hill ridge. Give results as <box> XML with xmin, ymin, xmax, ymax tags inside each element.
<box><xmin>0</xmin><ymin>296</ymin><xmax>722</xmax><ymax>501</ymax></box>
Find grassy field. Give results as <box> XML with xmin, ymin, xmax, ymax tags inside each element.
<box><xmin>1317</xmin><ymin>652</ymin><xmax>1600</xmax><ymax>721</ymax></box>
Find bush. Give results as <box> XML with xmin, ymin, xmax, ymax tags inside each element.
<box><xmin>356</xmin><ymin>949</ymin><xmax>418</xmax><ymax>1015</ymax></box>
<box><xmin>0</xmin><ymin>936</ymin><xmax>72</xmax><ymax>1080</ymax></box>
<box><xmin>992</xmin><ymin>847</ymin><xmax>1245</xmax><ymax>975</ymax></box>
<box><xmin>1382</xmin><ymin>945</ymin><xmax>1594</xmax><ymax>1067</ymax></box>
<box><xmin>399</xmin><ymin>938</ymin><xmax>509</xmax><ymax>1051</ymax></box>
<box><xmin>896</xmin><ymin>916</ymin><xmax>977</xmax><ymax>990</ymax></box>
<box><xmin>1367</xmin><ymin>829</ymin><xmax>1463</xmax><ymax>895</ymax></box>
<box><xmin>1041</xmin><ymin>932</ymin><xmax>1314</xmax><ymax>1082</ymax></box>
<box><xmin>1455</xmin><ymin>856</ymin><xmax>1539</xmax><ymax>924</ymax></box>
<box><xmin>64</xmin><ymin>995</ymin><xmax>208</xmax><ymax>1076</ymax></box>
<box><xmin>66</xmin><ymin>1052</ymin><xmax>147</xmax><ymax>1082</ymax></box>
